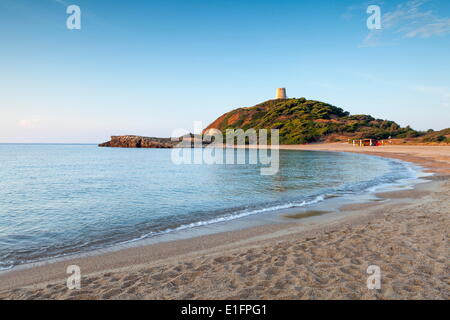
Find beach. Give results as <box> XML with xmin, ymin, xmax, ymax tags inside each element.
<box><xmin>0</xmin><ymin>144</ymin><xmax>449</xmax><ymax>300</ymax></box>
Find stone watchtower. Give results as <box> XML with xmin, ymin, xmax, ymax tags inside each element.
<box><xmin>276</xmin><ymin>88</ymin><xmax>287</xmax><ymax>99</ymax></box>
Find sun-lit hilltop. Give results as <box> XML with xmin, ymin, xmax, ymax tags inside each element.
<box><xmin>203</xmin><ymin>96</ymin><xmax>429</xmax><ymax>144</ymax></box>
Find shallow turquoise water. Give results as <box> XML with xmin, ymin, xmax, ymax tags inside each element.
<box><xmin>0</xmin><ymin>144</ymin><xmax>416</xmax><ymax>269</ymax></box>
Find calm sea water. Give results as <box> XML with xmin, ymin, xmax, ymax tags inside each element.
<box><xmin>0</xmin><ymin>144</ymin><xmax>417</xmax><ymax>269</ymax></box>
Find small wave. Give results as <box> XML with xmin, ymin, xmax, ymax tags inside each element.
<box><xmin>0</xmin><ymin>195</ymin><xmax>326</xmax><ymax>270</ymax></box>
<box><xmin>135</xmin><ymin>195</ymin><xmax>326</xmax><ymax>240</ymax></box>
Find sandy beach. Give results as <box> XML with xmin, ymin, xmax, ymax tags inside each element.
<box><xmin>0</xmin><ymin>144</ymin><xmax>449</xmax><ymax>300</ymax></box>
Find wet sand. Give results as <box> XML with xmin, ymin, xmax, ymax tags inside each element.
<box><xmin>0</xmin><ymin>144</ymin><xmax>449</xmax><ymax>299</ymax></box>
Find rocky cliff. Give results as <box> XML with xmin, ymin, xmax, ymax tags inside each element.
<box><xmin>98</xmin><ymin>135</ymin><xmax>211</xmax><ymax>148</ymax></box>
<box><xmin>99</xmin><ymin>136</ymin><xmax>177</xmax><ymax>148</ymax></box>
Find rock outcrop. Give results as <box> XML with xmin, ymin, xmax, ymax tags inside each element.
<box><xmin>99</xmin><ymin>135</ymin><xmax>211</xmax><ymax>148</ymax></box>
<box><xmin>99</xmin><ymin>136</ymin><xmax>177</xmax><ymax>148</ymax></box>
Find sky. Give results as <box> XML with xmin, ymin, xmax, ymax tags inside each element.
<box><xmin>0</xmin><ymin>0</ymin><xmax>449</xmax><ymax>143</ymax></box>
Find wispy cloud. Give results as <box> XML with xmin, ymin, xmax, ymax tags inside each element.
<box><xmin>416</xmin><ymin>86</ymin><xmax>450</xmax><ymax>108</ymax></box>
<box><xmin>19</xmin><ymin>119</ymin><xmax>42</xmax><ymax>129</ymax></box>
<box><xmin>361</xmin><ymin>0</ymin><xmax>450</xmax><ymax>46</ymax></box>
<box><xmin>53</xmin><ymin>0</ymin><xmax>69</xmax><ymax>7</ymax></box>
<box><xmin>352</xmin><ymin>72</ymin><xmax>450</xmax><ymax>108</ymax></box>
<box><xmin>405</xmin><ymin>18</ymin><xmax>450</xmax><ymax>38</ymax></box>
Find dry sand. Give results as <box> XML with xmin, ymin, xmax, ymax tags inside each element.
<box><xmin>0</xmin><ymin>144</ymin><xmax>449</xmax><ymax>300</ymax></box>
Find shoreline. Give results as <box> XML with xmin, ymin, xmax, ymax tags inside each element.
<box><xmin>0</xmin><ymin>147</ymin><xmax>421</xmax><ymax>273</ymax></box>
<box><xmin>0</xmin><ymin>144</ymin><xmax>449</xmax><ymax>299</ymax></box>
<box><xmin>0</xmin><ymin>147</ymin><xmax>423</xmax><ymax>273</ymax></box>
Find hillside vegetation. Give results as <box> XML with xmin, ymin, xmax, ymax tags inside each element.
<box><xmin>419</xmin><ymin>128</ymin><xmax>450</xmax><ymax>143</ymax></box>
<box><xmin>204</xmin><ymin>98</ymin><xmax>422</xmax><ymax>144</ymax></box>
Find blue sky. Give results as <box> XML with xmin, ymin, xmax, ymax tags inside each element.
<box><xmin>1</xmin><ymin>0</ymin><xmax>449</xmax><ymax>143</ymax></box>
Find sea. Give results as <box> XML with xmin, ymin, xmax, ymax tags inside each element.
<box><xmin>0</xmin><ymin>144</ymin><xmax>423</xmax><ymax>270</ymax></box>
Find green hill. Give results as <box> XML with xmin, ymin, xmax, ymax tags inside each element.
<box><xmin>203</xmin><ymin>98</ymin><xmax>421</xmax><ymax>144</ymax></box>
<box><xmin>420</xmin><ymin>128</ymin><xmax>450</xmax><ymax>143</ymax></box>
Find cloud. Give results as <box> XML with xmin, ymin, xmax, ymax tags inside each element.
<box><xmin>19</xmin><ymin>119</ymin><xmax>41</xmax><ymax>129</ymax></box>
<box><xmin>405</xmin><ymin>18</ymin><xmax>450</xmax><ymax>38</ymax></box>
<box><xmin>361</xmin><ymin>0</ymin><xmax>450</xmax><ymax>46</ymax></box>
<box><xmin>416</xmin><ymin>86</ymin><xmax>450</xmax><ymax>108</ymax></box>
<box><xmin>53</xmin><ymin>0</ymin><xmax>69</xmax><ymax>6</ymax></box>
<box><xmin>352</xmin><ymin>72</ymin><xmax>450</xmax><ymax>108</ymax></box>
<box><xmin>382</xmin><ymin>0</ymin><xmax>432</xmax><ymax>28</ymax></box>
<box><xmin>362</xmin><ymin>29</ymin><xmax>382</xmax><ymax>47</ymax></box>
<box><xmin>342</xmin><ymin>4</ymin><xmax>366</xmax><ymax>20</ymax></box>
